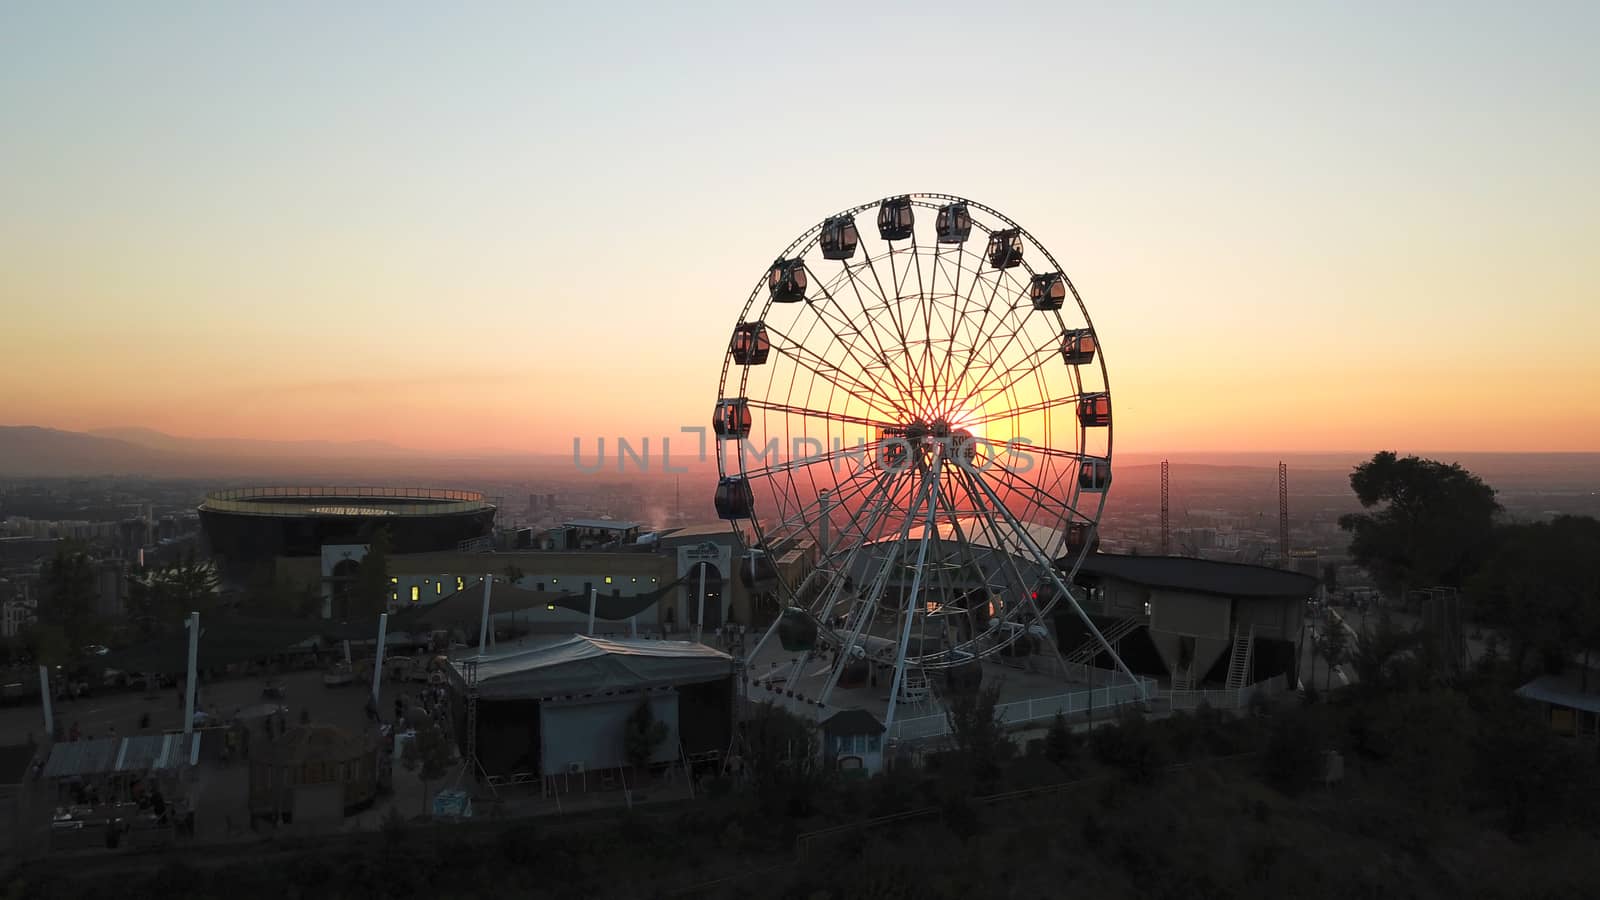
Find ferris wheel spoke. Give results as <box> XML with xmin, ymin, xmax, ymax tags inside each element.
<box><xmin>743</xmin><ymin>399</ymin><xmax>899</xmax><ymax>433</ymax></box>
<box><xmin>953</xmin><ymin>334</ymin><xmax>1071</xmax><ymax>421</ymax></box>
<box><xmin>762</xmin><ymin>326</ymin><xmax>909</xmax><ymax>421</ymax></box>
<box><xmin>735</xmin><ymin>437</ymin><xmax>887</xmax><ymax>485</ymax></box>
<box><xmin>940</xmin><ymin>262</ymin><xmax>1019</xmax><ymax>415</ymax></box>
<box><xmin>807</xmin><ymin>267</ymin><xmax>921</xmax><ymax>411</ymax></box>
<box><xmin>960</xmin><ymin>388</ymin><xmax>1079</xmax><ymax>430</ymax></box>
<box><xmin>842</xmin><ymin>251</ymin><xmax>920</xmax><ymax>404</ymax></box>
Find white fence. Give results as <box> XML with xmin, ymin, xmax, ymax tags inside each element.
<box><xmin>889</xmin><ymin>675</ymin><xmax>1158</xmax><ymax>742</ymax></box>
<box><xmin>1165</xmin><ymin>673</ymin><xmax>1292</xmax><ymax>711</ymax></box>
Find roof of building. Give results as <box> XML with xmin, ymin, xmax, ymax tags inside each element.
<box><xmin>1516</xmin><ymin>673</ymin><xmax>1600</xmax><ymax>715</ymax></box>
<box><xmin>821</xmin><ymin>708</ymin><xmax>885</xmax><ymax>736</ymax></box>
<box><xmin>563</xmin><ymin>519</ymin><xmax>641</xmax><ymax>531</ymax></box>
<box><xmin>1069</xmin><ymin>553</ymin><xmax>1320</xmax><ymax>600</ymax></box>
<box><xmin>451</xmin><ymin>634</ymin><xmax>733</xmax><ymax>700</ymax></box>
<box><xmin>116</xmin><ymin>733</ymin><xmax>200</xmax><ymax>773</ymax></box>
<box><xmin>42</xmin><ymin>737</ymin><xmax>120</xmax><ymax>779</ymax></box>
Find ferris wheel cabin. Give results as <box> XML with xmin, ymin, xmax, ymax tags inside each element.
<box><xmin>1079</xmin><ymin>458</ymin><xmax>1112</xmax><ymax>492</ymax></box>
<box><xmin>820</xmin><ymin>215</ymin><xmax>859</xmax><ymax>260</ymax></box>
<box><xmin>768</xmin><ymin>258</ymin><xmax>808</xmax><ymax>303</ymax></box>
<box><xmin>1061</xmin><ymin>328</ymin><xmax>1097</xmax><ymax>366</ymax></box>
<box><xmin>1030</xmin><ymin>272</ymin><xmax>1066</xmax><ymax>311</ymax></box>
<box><xmin>714</xmin><ymin>477</ymin><xmax>755</xmax><ymax>520</ymax></box>
<box><xmin>986</xmin><ymin>229</ymin><xmax>1024</xmax><ymax>269</ymax></box>
<box><xmin>936</xmin><ymin>202</ymin><xmax>972</xmax><ymax>243</ymax></box>
<box><xmin>730</xmin><ymin>322</ymin><xmax>771</xmax><ymax>365</ymax></box>
<box><xmin>713</xmin><ymin>398</ymin><xmax>752</xmax><ymax>439</ymax></box>
<box><xmin>877</xmin><ymin>196</ymin><xmax>915</xmax><ymax>241</ymax></box>
<box><xmin>1077</xmin><ymin>392</ymin><xmax>1112</xmax><ymax>428</ymax></box>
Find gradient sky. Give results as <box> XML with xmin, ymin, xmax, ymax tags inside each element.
<box><xmin>2</xmin><ymin>2</ymin><xmax>1597</xmax><ymax>455</ymax></box>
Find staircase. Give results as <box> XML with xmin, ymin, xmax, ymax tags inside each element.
<box><xmin>1171</xmin><ymin>662</ymin><xmax>1196</xmax><ymax>692</ymax></box>
<box><xmin>1065</xmin><ymin>616</ymin><xmax>1142</xmax><ymax>665</ymax></box>
<box><xmin>1225</xmin><ymin>625</ymin><xmax>1255</xmax><ymax>691</ymax></box>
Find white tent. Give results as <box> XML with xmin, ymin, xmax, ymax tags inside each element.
<box><xmin>450</xmin><ymin>635</ymin><xmax>734</xmax><ymax>776</ymax></box>
<box><xmin>450</xmin><ymin>635</ymin><xmax>733</xmax><ymax>701</ymax></box>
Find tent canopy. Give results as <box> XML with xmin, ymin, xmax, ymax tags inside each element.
<box><xmin>452</xmin><ymin>634</ymin><xmax>732</xmax><ymax>701</ymax></box>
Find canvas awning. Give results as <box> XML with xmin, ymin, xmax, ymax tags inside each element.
<box><xmin>449</xmin><ymin>634</ymin><xmax>732</xmax><ymax>700</ymax></box>
<box><xmin>1517</xmin><ymin>674</ymin><xmax>1600</xmax><ymax>714</ymax></box>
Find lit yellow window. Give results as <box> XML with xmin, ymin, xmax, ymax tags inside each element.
<box><xmin>390</xmin><ymin>577</ymin><xmax>398</xmax><ymax>584</ymax></box>
<box><xmin>605</xmin><ymin>576</ymin><xmax>613</xmax><ymax>585</ymax></box>
<box><xmin>411</xmin><ymin>586</ymin><xmax>420</xmax><ymax>603</ymax></box>
<box><xmin>390</xmin><ymin>591</ymin><xmax>398</xmax><ymax>602</ymax></box>
<box><xmin>546</xmin><ymin>604</ymin><xmax>555</xmax><ymax>611</ymax></box>
<box><xmin>457</xmin><ymin>577</ymin><xmax>465</xmax><ymax>592</ymax></box>
<box><xmin>435</xmin><ymin>583</ymin><xmax>442</xmax><ymax>595</ymax></box>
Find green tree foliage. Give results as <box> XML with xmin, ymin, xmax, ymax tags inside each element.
<box><xmin>239</xmin><ymin>564</ymin><xmax>322</xmax><ymax>619</ymax></box>
<box><xmin>38</xmin><ymin>544</ymin><xmax>100</xmax><ymax>649</ymax></box>
<box><xmin>351</xmin><ymin>528</ymin><xmax>393</xmax><ymax>617</ymax></box>
<box><xmin>1043</xmin><ymin>711</ymin><xmax>1080</xmax><ymax>768</ymax></box>
<box><xmin>1315</xmin><ymin>622</ymin><xmax>1349</xmax><ymax>691</ymax></box>
<box><xmin>1338</xmin><ymin>451</ymin><xmax>1499</xmax><ymax>599</ymax></box>
<box><xmin>1260</xmin><ymin>715</ymin><xmax>1321</xmax><ymax>796</ymax></box>
<box><xmin>400</xmin><ymin>716</ymin><xmax>456</xmax><ymax>817</ymax></box>
<box><xmin>943</xmin><ymin>682</ymin><xmax>1012</xmax><ymax>788</ymax></box>
<box><xmin>741</xmin><ymin>702</ymin><xmax>824</xmax><ymax>815</ymax></box>
<box><xmin>21</xmin><ymin>622</ymin><xmax>71</xmax><ymax>667</ymax></box>
<box><xmin>1470</xmin><ymin>515</ymin><xmax>1600</xmax><ymax>680</ymax></box>
<box><xmin>128</xmin><ymin>550</ymin><xmax>220</xmax><ymax>635</ymax></box>
<box><xmin>622</xmin><ymin>698</ymin><xmax>668</xmax><ymax>772</ymax></box>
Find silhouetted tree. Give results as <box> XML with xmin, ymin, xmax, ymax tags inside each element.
<box><xmin>1469</xmin><ymin>515</ymin><xmax>1600</xmax><ymax>681</ymax></box>
<box><xmin>39</xmin><ymin>544</ymin><xmax>100</xmax><ymax>650</ymax></box>
<box><xmin>401</xmin><ymin>716</ymin><xmax>455</xmax><ymax>818</ymax></box>
<box><xmin>944</xmin><ymin>682</ymin><xmax>1011</xmax><ymax>788</ymax></box>
<box><xmin>1338</xmin><ymin>452</ymin><xmax>1499</xmax><ymax>601</ymax></box>
<box><xmin>622</xmin><ymin>698</ymin><xmax>668</xmax><ymax>774</ymax></box>
<box><xmin>352</xmin><ymin>528</ymin><xmax>393</xmax><ymax>617</ymax></box>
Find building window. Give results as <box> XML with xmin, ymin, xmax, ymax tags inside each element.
<box><xmin>457</xmin><ymin>577</ymin><xmax>465</xmax><ymax>592</ymax></box>
<box><xmin>605</xmin><ymin>576</ymin><xmax>613</xmax><ymax>585</ymax></box>
<box><xmin>546</xmin><ymin>603</ymin><xmax>555</xmax><ymax>611</ymax></box>
<box><xmin>436</xmin><ymin>583</ymin><xmax>442</xmax><ymax>595</ymax></box>
<box><xmin>390</xmin><ymin>591</ymin><xmax>398</xmax><ymax>602</ymax></box>
<box><xmin>411</xmin><ymin>586</ymin><xmax>420</xmax><ymax>603</ymax></box>
<box><xmin>390</xmin><ymin>577</ymin><xmax>399</xmax><ymax>585</ymax></box>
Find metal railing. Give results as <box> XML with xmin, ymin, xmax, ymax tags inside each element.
<box><xmin>199</xmin><ymin>486</ymin><xmax>492</xmax><ymax>517</ymax></box>
<box><xmin>889</xmin><ymin>674</ymin><xmax>1157</xmax><ymax>742</ymax></box>
<box><xmin>1166</xmin><ymin>673</ymin><xmax>1292</xmax><ymax>711</ymax></box>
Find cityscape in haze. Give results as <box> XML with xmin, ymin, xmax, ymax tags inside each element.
<box><xmin>2</xmin><ymin>3</ymin><xmax>1597</xmax><ymax>898</ymax></box>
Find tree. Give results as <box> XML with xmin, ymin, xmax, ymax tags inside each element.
<box><xmin>400</xmin><ymin>717</ymin><xmax>455</xmax><ymax>818</ymax></box>
<box><xmin>1043</xmin><ymin>711</ymin><xmax>1080</xmax><ymax>768</ymax></box>
<box><xmin>352</xmin><ymin>528</ymin><xmax>393</xmax><ymax>617</ymax></box>
<box><xmin>21</xmin><ymin>622</ymin><xmax>70</xmax><ymax>667</ymax></box>
<box><xmin>742</xmin><ymin>703</ymin><xmax>823</xmax><ymax>815</ymax></box>
<box><xmin>944</xmin><ymin>682</ymin><xmax>1012</xmax><ymax>788</ymax></box>
<box><xmin>39</xmin><ymin>544</ymin><xmax>100</xmax><ymax>650</ymax></box>
<box><xmin>1338</xmin><ymin>452</ymin><xmax>1499</xmax><ymax>602</ymax></box>
<box><xmin>622</xmin><ymin>698</ymin><xmax>669</xmax><ymax>774</ymax></box>
<box><xmin>1470</xmin><ymin>516</ymin><xmax>1600</xmax><ymax>681</ymax></box>
<box><xmin>1315</xmin><ymin>623</ymin><xmax>1349</xmax><ymax>691</ymax></box>
<box><xmin>129</xmin><ymin>551</ymin><xmax>220</xmax><ymax>629</ymax></box>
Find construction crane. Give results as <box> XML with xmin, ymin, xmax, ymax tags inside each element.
<box><xmin>1278</xmin><ymin>461</ymin><xmax>1289</xmax><ymax>559</ymax></box>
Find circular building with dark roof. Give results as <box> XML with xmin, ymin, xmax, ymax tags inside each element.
<box><xmin>199</xmin><ymin>486</ymin><xmax>495</xmax><ymax>579</ymax></box>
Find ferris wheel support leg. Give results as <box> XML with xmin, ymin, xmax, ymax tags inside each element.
<box><xmin>885</xmin><ymin>464</ymin><xmax>943</xmax><ymax>730</ymax></box>
<box><xmin>817</xmin><ymin>470</ymin><xmax>930</xmax><ymax>709</ymax></box>
<box><xmin>965</xmin><ymin>467</ymin><xmax>1148</xmax><ymax>703</ymax></box>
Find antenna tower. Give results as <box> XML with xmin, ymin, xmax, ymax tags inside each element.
<box><xmin>1159</xmin><ymin>459</ymin><xmax>1170</xmax><ymax>555</ymax></box>
<box><xmin>1277</xmin><ymin>461</ymin><xmax>1289</xmax><ymax>558</ymax></box>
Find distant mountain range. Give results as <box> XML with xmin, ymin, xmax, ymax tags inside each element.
<box><xmin>88</xmin><ymin>427</ymin><xmax>418</xmax><ymax>459</ymax></box>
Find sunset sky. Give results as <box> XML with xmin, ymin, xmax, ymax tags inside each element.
<box><xmin>3</xmin><ymin>3</ymin><xmax>1596</xmax><ymax>455</ymax></box>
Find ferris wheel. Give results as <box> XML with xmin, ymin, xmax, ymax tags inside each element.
<box><xmin>713</xmin><ymin>193</ymin><xmax>1143</xmax><ymax>725</ymax></box>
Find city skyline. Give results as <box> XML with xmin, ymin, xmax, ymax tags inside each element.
<box><xmin>4</xmin><ymin>3</ymin><xmax>1597</xmax><ymax>454</ymax></box>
